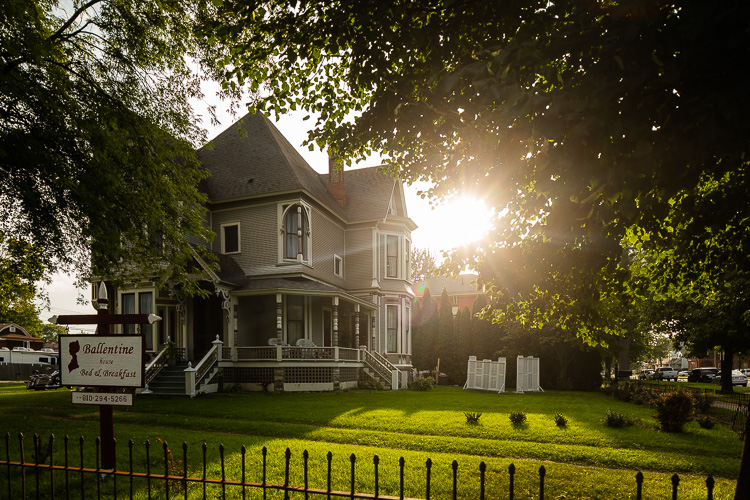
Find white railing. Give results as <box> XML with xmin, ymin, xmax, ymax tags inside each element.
<box><xmin>230</xmin><ymin>346</ymin><xmax>361</xmax><ymax>362</ymax></box>
<box><xmin>363</xmin><ymin>349</ymin><xmax>400</xmax><ymax>390</ymax></box>
<box><xmin>185</xmin><ymin>337</ymin><xmax>223</xmax><ymax>397</ymax></box>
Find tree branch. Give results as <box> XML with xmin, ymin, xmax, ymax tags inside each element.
<box><xmin>50</xmin><ymin>0</ymin><xmax>106</xmax><ymax>42</ymax></box>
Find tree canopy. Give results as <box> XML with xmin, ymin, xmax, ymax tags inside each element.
<box><xmin>1</xmin><ymin>0</ymin><xmax>229</xmax><ymax>288</ymax></box>
<box><xmin>207</xmin><ymin>0</ymin><xmax>750</xmax><ymax>335</ymax></box>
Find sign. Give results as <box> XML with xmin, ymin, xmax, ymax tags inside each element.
<box><xmin>60</xmin><ymin>334</ymin><xmax>145</xmax><ymax>388</ymax></box>
<box><xmin>72</xmin><ymin>391</ymin><xmax>133</xmax><ymax>406</ymax></box>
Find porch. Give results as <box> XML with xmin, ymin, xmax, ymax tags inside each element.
<box><xmin>142</xmin><ymin>339</ymin><xmax>410</xmax><ymax>397</ymax></box>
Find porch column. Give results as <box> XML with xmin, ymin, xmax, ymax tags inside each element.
<box><xmin>332</xmin><ymin>297</ymin><xmax>339</xmax><ymax>346</ymax></box>
<box><xmin>354</xmin><ymin>304</ymin><xmax>360</xmax><ymax>347</ymax></box>
<box><xmin>276</xmin><ymin>293</ymin><xmax>283</xmax><ymax>344</ymax></box>
<box><xmin>332</xmin><ymin>296</ymin><xmax>340</xmax><ymax>390</ymax></box>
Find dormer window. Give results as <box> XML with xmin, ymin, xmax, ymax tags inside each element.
<box><xmin>280</xmin><ymin>203</ymin><xmax>311</xmax><ymax>263</ymax></box>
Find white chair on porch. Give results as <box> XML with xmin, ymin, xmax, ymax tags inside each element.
<box><xmin>295</xmin><ymin>338</ymin><xmax>316</xmax><ymax>347</ymax></box>
<box><xmin>268</xmin><ymin>338</ymin><xmax>288</xmax><ymax>346</ymax></box>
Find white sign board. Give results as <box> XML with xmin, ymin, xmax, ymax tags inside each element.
<box><xmin>72</xmin><ymin>392</ymin><xmax>133</xmax><ymax>406</ymax></box>
<box><xmin>516</xmin><ymin>355</ymin><xmax>543</xmax><ymax>393</ymax></box>
<box><xmin>464</xmin><ymin>356</ymin><xmax>506</xmax><ymax>392</ymax></box>
<box><xmin>60</xmin><ymin>335</ymin><xmax>144</xmax><ymax>388</ymax></box>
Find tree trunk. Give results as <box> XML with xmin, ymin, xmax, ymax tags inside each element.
<box><xmin>721</xmin><ymin>349</ymin><xmax>734</xmax><ymax>393</ymax></box>
<box><xmin>735</xmin><ymin>409</ymin><xmax>750</xmax><ymax>499</ymax></box>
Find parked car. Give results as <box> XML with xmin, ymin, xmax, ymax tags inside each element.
<box><xmin>687</xmin><ymin>367</ymin><xmax>719</xmax><ymax>383</ymax></box>
<box><xmin>713</xmin><ymin>370</ymin><xmax>749</xmax><ymax>387</ymax></box>
<box><xmin>653</xmin><ymin>366</ymin><xmax>678</xmax><ymax>381</ymax></box>
<box><xmin>638</xmin><ymin>369</ymin><xmax>654</xmax><ymax>380</ymax></box>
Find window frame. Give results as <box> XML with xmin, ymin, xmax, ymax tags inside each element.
<box><xmin>386</xmin><ymin>235</ymin><xmax>399</xmax><ymax>278</ymax></box>
<box><xmin>386</xmin><ymin>303</ymin><xmax>399</xmax><ymax>353</ymax></box>
<box><xmin>221</xmin><ymin>222</ymin><xmax>241</xmax><ymax>255</ymax></box>
<box><xmin>333</xmin><ymin>254</ymin><xmax>343</xmax><ymax>278</ymax></box>
<box><xmin>279</xmin><ymin>202</ymin><xmax>312</xmax><ymax>264</ymax></box>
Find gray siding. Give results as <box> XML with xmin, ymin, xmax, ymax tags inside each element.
<box><xmin>308</xmin><ymin>209</ymin><xmax>346</xmax><ymax>286</ymax></box>
<box><xmin>344</xmin><ymin>228</ymin><xmax>374</xmax><ymax>289</ymax></box>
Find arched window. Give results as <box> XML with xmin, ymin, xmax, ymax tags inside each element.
<box><xmin>282</xmin><ymin>204</ymin><xmax>310</xmax><ymax>261</ymax></box>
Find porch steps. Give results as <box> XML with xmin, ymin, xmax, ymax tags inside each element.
<box><xmin>361</xmin><ymin>366</ymin><xmax>392</xmax><ymax>389</ymax></box>
<box><xmin>141</xmin><ymin>362</ymin><xmax>190</xmax><ymax>397</ymax></box>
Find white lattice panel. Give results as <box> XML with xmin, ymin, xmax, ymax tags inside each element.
<box><xmin>464</xmin><ymin>356</ymin><xmax>506</xmax><ymax>392</ymax></box>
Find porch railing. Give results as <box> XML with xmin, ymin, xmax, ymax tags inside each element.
<box><xmin>229</xmin><ymin>346</ymin><xmax>361</xmax><ymax>362</ymax></box>
<box><xmin>363</xmin><ymin>349</ymin><xmax>400</xmax><ymax>390</ymax></box>
<box><xmin>185</xmin><ymin>337</ymin><xmax>223</xmax><ymax>397</ymax></box>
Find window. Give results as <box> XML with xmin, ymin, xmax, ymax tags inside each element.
<box><xmin>120</xmin><ymin>291</ymin><xmax>154</xmax><ymax>349</ymax></box>
<box><xmin>287</xmin><ymin>295</ymin><xmax>305</xmax><ymax>345</ymax></box>
<box><xmin>386</xmin><ymin>304</ymin><xmax>399</xmax><ymax>352</ymax></box>
<box><xmin>386</xmin><ymin>235</ymin><xmax>399</xmax><ymax>278</ymax></box>
<box><xmin>282</xmin><ymin>204</ymin><xmax>310</xmax><ymax>262</ymax></box>
<box><xmin>405</xmin><ymin>239</ymin><xmax>411</xmax><ymax>281</ymax></box>
<box><xmin>334</xmin><ymin>255</ymin><xmax>343</xmax><ymax>278</ymax></box>
<box><xmin>222</xmin><ymin>223</ymin><xmax>240</xmax><ymax>254</ymax></box>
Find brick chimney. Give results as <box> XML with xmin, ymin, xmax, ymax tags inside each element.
<box><xmin>328</xmin><ymin>154</ymin><xmax>346</xmax><ymax>207</ymax></box>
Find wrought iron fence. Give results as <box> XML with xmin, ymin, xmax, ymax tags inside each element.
<box><xmin>1</xmin><ymin>432</ymin><xmax>722</xmax><ymax>500</ymax></box>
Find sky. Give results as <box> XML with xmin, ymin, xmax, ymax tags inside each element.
<box><xmin>37</xmin><ymin>110</ymin><xmax>489</xmax><ymax>331</ymax></box>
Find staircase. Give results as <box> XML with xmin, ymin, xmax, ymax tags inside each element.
<box><xmin>141</xmin><ymin>362</ymin><xmax>189</xmax><ymax>397</ymax></box>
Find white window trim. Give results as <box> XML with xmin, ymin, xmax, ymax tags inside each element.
<box><xmin>221</xmin><ymin>222</ymin><xmax>241</xmax><ymax>255</ymax></box>
<box><xmin>333</xmin><ymin>254</ymin><xmax>343</xmax><ymax>278</ymax></box>
<box><xmin>381</xmin><ymin>232</ymin><xmax>411</xmax><ymax>281</ymax></box>
<box><xmin>278</xmin><ymin>201</ymin><xmax>312</xmax><ymax>265</ymax></box>
<box><xmin>117</xmin><ymin>287</ymin><xmax>155</xmax><ymax>335</ymax></box>
<box><xmin>385</xmin><ymin>303</ymin><xmax>400</xmax><ymax>354</ymax></box>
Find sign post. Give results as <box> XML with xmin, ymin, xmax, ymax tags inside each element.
<box><xmin>52</xmin><ymin>282</ymin><xmax>160</xmax><ymax>470</ymax></box>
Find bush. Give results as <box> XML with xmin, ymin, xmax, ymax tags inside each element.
<box><xmin>554</xmin><ymin>412</ymin><xmax>568</xmax><ymax>427</ymax></box>
<box><xmin>654</xmin><ymin>389</ymin><xmax>693</xmax><ymax>433</ymax></box>
<box><xmin>692</xmin><ymin>392</ymin><xmax>713</xmax><ymax>414</ymax></box>
<box><xmin>604</xmin><ymin>409</ymin><xmax>629</xmax><ymax>428</ymax></box>
<box><xmin>697</xmin><ymin>416</ymin><xmax>715</xmax><ymax>429</ymax></box>
<box><xmin>408</xmin><ymin>377</ymin><xmax>434</xmax><ymax>391</ymax></box>
<box><xmin>464</xmin><ymin>412</ymin><xmax>482</xmax><ymax>425</ymax></box>
<box><xmin>509</xmin><ymin>411</ymin><xmax>527</xmax><ymax>426</ymax></box>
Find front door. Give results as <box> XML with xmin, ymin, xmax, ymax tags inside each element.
<box><xmin>192</xmin><ymin>295</ymin><xmax>224</xmax><ymax>359</ymax></box>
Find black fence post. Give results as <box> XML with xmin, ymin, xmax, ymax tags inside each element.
<box><xmin>635</xmin><ymin>471</ymin><xmax>644</xmax><ymax>500</ymax></box>
<box><xmin>4</xmin><ymin>433</ymin><xmax>10</xmax><ymax>500</ymax></box>
<box><xmin>399</xmin><ymin>457</ymin><xmax>405</xmax><ymax>500</ymax></box>
<box><xmin>326</xmin><ymin>451</ymin><xmax>332</xmax><ymax>500</ymax></box>
<box><xmin>220</xmin><ymin>444</ymin><xmax>226</xmax><ymax>500</ymax></box>
<box><xmin>706</xmin><ymin>475</ymin><xmax>714</xmax><ymax>500</ymax></box>
<box><xmin>373</xmin><ymin>455</ymin><xmax>379</xmax><ymax>499</ymax></box>
<box><xmin>479</xmin><ymin>461</ymin><xmax>486</xmax><ymax>500</ymax></box>
<box><xmin>452</xmin><ymin>460</ymin><xmax>458</xmax><ymax>500</ymax></box>
<box><xmin>128</xmin><ymin>440</ymin><xmax>134</xmax><ymax>499</ymax></box>
<box><xmin>539</xmin><ymin>465</ymin><xmax>546</xmax><ymax>500</ymax></box>
<box><xmin>96</xmin><ymin>437</ymin><xmax>101</xmax><ymax>500</ymax></box>
<box><xmin>672</xmin><ymin>473</ymin><xmax>680</xmax><ymax>500</ymax></box>
<box><xmin>64</xmin><ymin>435</ymin><xmax>70</xmax><ymax>500</ymax></box>
<box><xmin>303</xmin><ymin>450</ymin><xmax>309</xmax><ymax>500</ymax></box>
<box><xmin>349</xmin><ymin>453</ymin><xmax>356</xmax><ymax>499</ymax></box>
<box><xmin>425</xmin><ymin>458</ymin><xmax>432</xmax><ymax>500</ymax></box>
<box><xmin>112</xmin><ymin>438</ymin><xmax>117</xmax><ymax>500</ymax></box>
<box><xmin>78</xmin><ymin>436</ymin><xmax>84</xmax><ymax>500</ymax></box>
<box><xmin>240</xmin><ymin>445</ymin><xmax>246</xmax><ymax>500</ymax></box>
<box><xmin>284</xmin><ymin>447</ymin><xmax>291</xmax><ymax>500</ymax></box>
<box><xmin>33</xmin><ymin>433</ymin><xmax>40</xmax><ymax>499</ymax></box>
<box><xmin>202</xmin><ymin>443</ymin><xmax>207</xmax><ymax>500</ymax></box>
<box><xmin>183</xmin><ymin>442</ymin><xmax>189</xmax><ymax>500</ymax></box>
<box><xmin>145</xmin><ymin>439</ymin><xmax>151</xmax><ymax>500</ymax></box>
<box><xmin>262</xmin><ymin>446</ymin><xmax>267</xmax><ymax>500</ymax></box>
<box><xmin>508</xmin><ymin>463</ymin><xmax>515</xmax><ymax>500</ymax></box>
<box><xmin>164</xmin><ymin>440</ymin><xmax>171</xmax><ymax>500</ymax></box>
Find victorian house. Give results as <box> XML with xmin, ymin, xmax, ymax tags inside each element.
<box><xmin>92</xmin><ymin>113</ymin><xmax>417</xmax><ymax>395</ymax></box>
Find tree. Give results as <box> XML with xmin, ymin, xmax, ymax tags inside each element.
<box><xmin>411</xmin><ymin>246</ymin><xmax>438</xmax><ymax>282</ymax></box>
<box><xmin>1</xmin><ymin>0</ymin><xmax>228</xmax><ymax>289</ymax></box>
<box><xmin>208</xmin><ymin>0</ymin><xmax>750</xmax><ymax>330</ymax></box>
<box><xmin>412</xmin><ymin>287</ymin><xmax>438</xmax><ymax>371</ymax></box>
<box><xmin>38</xmin><ymin>324</ymin><xmax>68</xmax><ymax>344</ymax></box>
<box><xmin>0</xmin><ymin>232</ymin><xmax>44</xmax><ymax>334</ymax></box>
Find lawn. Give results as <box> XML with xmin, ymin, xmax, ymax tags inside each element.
<box><xmin>0</xmin><ymin>383</ymin><xmax>743</xmax><ymax>499</ymax></box>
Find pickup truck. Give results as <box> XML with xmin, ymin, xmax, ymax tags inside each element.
<box><xmin>653</xmin><ymin>366</ymin><xmax>678</xmax><ymax>381</ymax></box>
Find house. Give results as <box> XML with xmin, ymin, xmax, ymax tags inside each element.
<box><xmin>415</xmin><ymin>274</ymin><xmax>482</xmax><ymax>316</ymax></box>
<box><xmin>91</xmin><ymin>113</ymin><xmax>417</xmax><ymax>395</ymax></box>
<box><xmin>0</xmin><ymin>323</ymin><xmax>43</xmax><ymax>351</ymax></box>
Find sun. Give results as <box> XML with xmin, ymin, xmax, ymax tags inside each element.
<box><xmin>413</xmin><ymin>195</ymin><xmax>492</xmax><ymax>253</ymax></box>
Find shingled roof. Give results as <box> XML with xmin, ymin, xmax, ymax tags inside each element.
<box><xmin>198</xmin><ymin>113</ymin><xmax>401</xmax><ymax>223</ymax></box>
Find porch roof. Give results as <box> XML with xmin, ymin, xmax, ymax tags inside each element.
<box><xmin>234</xmin><ymin>277</ymin><xmax>377</xmax><ymax>310</ymax></box>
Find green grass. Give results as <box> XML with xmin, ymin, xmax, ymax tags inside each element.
<box><xmin>0</xmin><ymin>383</ymin><xmax>743</xmax><ymax>499</ymax></box>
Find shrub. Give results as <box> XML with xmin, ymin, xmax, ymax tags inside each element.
<box><xmin>509</xmin><ymin>411</ymin><xmax>527</xmax><ymax>426</ymax></box>
<box><xmin>554</xmin><ymin>412</ymin><xmax>568</xmax><ymax>427</ymax></box>
<box><xmin>654</xmin><ymin>389</ymin><xmax>693</xmax><ymax>432</ymax></box>
<box><xmin>408</xmin><ymin>377</ymin><xmax>434</xmax><ymax>391</ymax></box>
<box><xmin>464</xmin><ymin>412</ymin><xmax>482</xmax><ymax>425</ymax></box>
<box><xmin>692</xmin><ymin>392</ymin><xmax>713</xmax><ymax>414</ymax></box>
<box><xmin>359</xmin><ymin>376</ymin><xmax>385</xmax><ymax>391</ymax></box>
<box><xmin>604</xmin><ymin>409</ymin><xmax>629</xmax><ymax>428</ymax></box>
<box><xmin>697</xmin><ymin>416</ymin><xmax>715</xmax><ymax>430</ymax></box>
